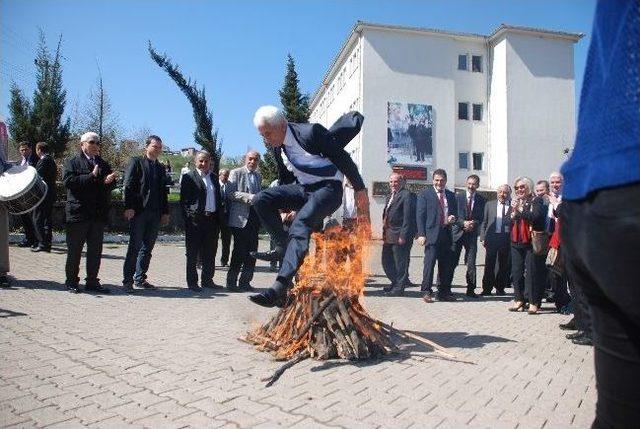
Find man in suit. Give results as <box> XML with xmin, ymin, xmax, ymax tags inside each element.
<box><xmin>479</xmin><ymin>184</ymin><xmax>512</xmax><ymax>296</ymax></box>
<box><xmin>451</xmin><ymin>174</ymin><xmax>485</xmax><ymax>298</ymax></box>
<box><xmin>63</xmin><ymin>132</ymin><xmax>117</xmax><ymax>293</ymax></box>
<box><xmin>225</xmin><ymin>151</ymin><xmax>262</xmax><ymax>291</ymax></box>
<box><xmin>32</xmin><ymin>142</ymin><xmax>57</xmax><ymax>252</ymax></box>
<box><xmin>381</xmin><ymin>173</ymin><xmax>414</xmax><ymax>296</ymax></box>
<box><xmin>249</xmin><ymin>105</ymin><xmax>369</xmax><ymax>308</ymax></box>
<box><xmin>180</xmin><ymin>150</ymin><xmax>222</xmax><ymax>291</ymax></box>
<box><xmin>217</xmin><ymin>169</ymin><xmax>231</xmax><ymax>267</ymax></box>
<box><xmin>16</xmin><ymin>142</ymin><xmax>39</xmax><ymax>248</ymax></box>
<box><xmin>122</xmin><ymin>135</ymin><xmax>170</xmax><ymax>293</ymax></box>
<box><xmin>416</xmin><ymin>168</ymin><xmax>458</xmax><ymax>302</ymax></box>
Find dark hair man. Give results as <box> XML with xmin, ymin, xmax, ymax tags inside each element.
<box><xmin>32</xmin><ymin>142</ymin><xmax>57</xmax><ymax>252</ymax></box>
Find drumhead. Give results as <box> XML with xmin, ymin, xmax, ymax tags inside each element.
<box><xmin>0</xmin><ymin>165</ymin><xmax>38</xmax><ymax>201</ymax></box>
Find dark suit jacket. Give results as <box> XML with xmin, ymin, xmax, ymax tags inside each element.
<box><xmin>19</xmin><ymin>153</ymin><xmax>39</xmax><ymax>168</ymax></box>
<box><xmin>63</xmin><ymin>153</ymin><xmax>115</xmax><ymax>223</ymax></box>
<box><xmin>123</xmin><ymin>156</ymin><xmax>169</xmax><ymax>215</ymax></box>
<box><xmin>479</xmin><ymin>200</ymin><xmax>512</xmax><ymax>245</ymax></box>
<box><xmin>382</xmin><ymin>187</ymin><xmax>413</xmax><ymax>244</ymax></box>
<box><xmin>416</xmin><ymin>187</ymin><xmax>458</xmax><ymax>245</ymax></box>
<box><xmin>35</xmin><ymin>154</ymin><xmax>57</xmax><ymax>198</ymax></box>
<box><xmin>180</xmin><ymin>170</ymin><xmax>222</xmax><ymax>224</ymax></box>
<box><xmin>453</xmin><ymin>191</ymin><xmax>485</xmax><ymax>241</ymax></box>
<box><xmin>273</xmin><ymin>112</ymin><xmax>366</xmax><ymax>191</ymax></box>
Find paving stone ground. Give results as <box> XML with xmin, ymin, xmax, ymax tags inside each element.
<box><xmin>1</xmin><ymin>238</ymin><xmax>595</xmax><ymax>428</ymax></box>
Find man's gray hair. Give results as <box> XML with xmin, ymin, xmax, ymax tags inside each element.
<box><xmin>253</xmin><ymin>105</ymin><xmax>286</xmax><ymax>128</ymax></box>
<box><xmin>549</xmin><ymin>171</ymin><xmax>563</xmax><ymax>181</ymax></box>
<box><xmin>195</xmin><ymin>150</ymin><xmax>211</xmax><ymax>159</ymax></box>
<box><xmin>80</xmin><ymin>132</ymin><xmax>100</xmax><ymax>143</ymax></box>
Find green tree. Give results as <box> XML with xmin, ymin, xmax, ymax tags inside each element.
<box><xmin>279</xmin><ymin>54</ymin><xmax>310</xmax><ymax>123</ymax></box>
<box><xmin>148</xmin><ymin>42</ymin><xmax>220</xmax><ymax>173</ymax></box>
<box><xmin>260</xmin><ymin>148</ymin><xmax>279</xmax><ymax>187</ymax></box>
<box><xmin>7</xmin><ymin>31</ymin><xmax>71</xmax><ymax>157</ymax></box>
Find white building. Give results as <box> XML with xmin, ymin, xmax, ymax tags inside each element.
<box><xmin>309</xmin><ymin>22</ymin><xmax>582</xmax><ymax>238</ymax></box>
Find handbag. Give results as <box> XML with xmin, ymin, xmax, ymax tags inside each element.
<box><xmin>531</xmin><ymin>230</ymin><xmax>549</xmax><ymax>255</ymax></box>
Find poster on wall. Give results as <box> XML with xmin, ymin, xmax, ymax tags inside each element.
<box><xmin>387</xmin><ymin>102</ymin><xmax>433</xmax><ymax>175</ymax></box>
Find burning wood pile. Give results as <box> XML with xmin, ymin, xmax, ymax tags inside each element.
<box><xmin>245</xmin><ymin>223</ymin><xmax>395</xmax><ymax>363</ymax></box>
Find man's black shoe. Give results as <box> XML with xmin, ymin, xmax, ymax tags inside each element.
<box><xmin>572</xmin><ymin>335</ymin><xmax>593</xmax><ymax>346</ymax></box>
<box><xmin>495</xmin><ymin>288</ymin><xmax>507</xmax><ymax>296</ymax></box>
<box><xmin>85</xmin><ymin>283</ymin><xmax>111</xmax><ymax>294</ymax></box>
<box><xmin>31</xmin><ymin>246</ymin><xmax>51</xmax><ymax>253</ymax></box>
<box><xmin>437</xmin><ymin>294</ymin><xmax>456</xmax><ymax>302</ymax></box>
<box><xmin>249</xmin><ymin>288</ymin><xmax>285</xmax><ymax>308</ymax></box>
<box><xmin>480</xmin><ymin>290</ymin><xmax>492</xmax><ymax>296</ymax></box>
<box><xmin>383</xmin><ymin>283</ymin><xmax>394</xmax><ymax>293</ymax></box>
<box><xmin>66</xmin><ymin>284</ymin><xmax>81</xmax><ymax>293</ymax></box>
<box><xmin>202</xmin><ymin>282</ymin><xmax>223</xmax><ymax>290</ymax></box>
<box><xmin>250</xmin><ymin>249</ymin><xmax>283</xmax><ymax>262</ymax></box>
<box><xmin>239</xmin><ymin>283</ymin><xmax>255</xmax><ymax>291</ymax></box>
<box><xmin>559</xmin><ymin>319</ymin><xmax>577</xmax><ymax>330</ymax></box>
<box><xmin>566</xmin><ymin>330</ymin><xmax>586</xmax><ymax>340</ymax></box>
<box><xmin>385</xmin><ymin>288</ymin><xmax>405</xmax><ymax>297</ymax></box>
<box><xmin>0</xmin><ymin>275</ymin><xmax>9</xmax><ymax>288</ymax></box>
<box><xmin>466</xmin><ymin>290</ymin><xmax>479</xmax><ymax>298</ymax></box>
<box><xmin>123</xmin><ymin>283</ymin><xmax>135</xmax><ymax>294</ymax></box>
<box><xmin>18</xmin><ymin>241</ymin><xmax>33</xmax><ymax>248</ymax></box>
<box><xmin>188</xmin><ymin>285</ymin><xmax>202</xmax><ymax>292</ymax></box>
<box><xmin>136</xmin><ymin>281</ymin><xmax>157</xmax><ymax>290</ymax></box>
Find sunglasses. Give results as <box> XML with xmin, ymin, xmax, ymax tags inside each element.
<box><xmin>85</xmin><ymin>140</ymin><xmax>100</xmax><ymax>146</ymax></box>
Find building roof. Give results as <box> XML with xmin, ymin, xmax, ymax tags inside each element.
<box><xmin>309</xmin><ymin>21</ymin><xmax>584</xmax><ymax>110</ymax></box>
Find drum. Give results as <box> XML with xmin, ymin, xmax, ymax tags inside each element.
<box><xmin>0</xmin><ymin>165</ymin><xmax>48</xmax><ymax>215</ymax></box>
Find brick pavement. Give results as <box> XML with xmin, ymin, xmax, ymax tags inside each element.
<box><xmin>1</xmin><ymin>239</ymin><xmax>595</xmax><ymax>428</ymax></box>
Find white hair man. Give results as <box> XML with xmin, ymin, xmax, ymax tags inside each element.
<box><xmin>248</xmin><ymin>105</ymin><xmax>370</xmax><ymax>307</ymax></box>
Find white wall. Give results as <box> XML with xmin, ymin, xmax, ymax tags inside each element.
<box><xmin>504</xmin><ymin>33</ymin><xmax>576</xmax><ymax>185</ymax></box>
<box><xmin>488</xmin><ymin>38</ymin><xmax>509</xmax><ymax>188</ymax></box>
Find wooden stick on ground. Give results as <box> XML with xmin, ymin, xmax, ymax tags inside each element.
<box><xmin>293</xmin><ymin>294</ymin><xmax>336</xmax><ymax>341</ymax></box>
<box><xmin>261</xmin><ymin>350</ymin><xmax>311</xmax><ymax>387</ymax></box>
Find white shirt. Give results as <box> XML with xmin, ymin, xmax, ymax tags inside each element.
<box><xmin>342</xmin><ymin>185</ymin><xmax>356</xmax><ymax>220</ymax></box>
<box><xmin>281</xmin><ymin>126</ymin><xmax>343</xmax><ymax>185</ymax></box>
<box><xmin>197</xmin><ymin>169</ymin><xmax>216</xmax><ymax>212</ymax></box>
<box><xmin>20</xmin><ymin>157</ymin><xmax>28</xmax><ymax>166</ymax></box>
<box><xmin>496</xmin><ymin>200</ymin><xmax>509</xmax><ymax>233</ymax></box>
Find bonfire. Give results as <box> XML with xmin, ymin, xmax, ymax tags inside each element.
<box><xmin>244</xmin><ymin>220</ymin><xmax>470</xmax><ymax>386</ymax></box>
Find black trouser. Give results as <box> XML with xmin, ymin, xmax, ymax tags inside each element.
<box><xmin>253</xmin><ymin>180</ymin><xmax>343</xmax><ymax>286</ymax></box>
<box><xmin>510</xmin><ymin>244</ymin><xmax>545</xmax><ymax>306</ymax></box>
<box><xmin>452</xmin><ymin>232</ymin><xmax>478</xmax><ymax>290</ymax></box>
<box><xmin>482</xmin><ymin>234</ymin><xmax>510</xmax><ymax>293</ymax></box>
<box><xmin>562</xmin><ymin>183</ymin><xmax>640</xmax><ymax>429</ymax></box>
<box><xmin>33</xmin><ymin>191</ymin><xmax>55</xmax><ymax>248</ymax></box>
<box><xmin>567</xmin><ymin>268</ymin><xmax>592</xmax><ymax>332</ymax></box>
<box><xmin>421</xmin><ymin>227</ymin><xmax>453</xmax><ymax>296</ymax></box>
<box><xmin>549</xmin><ymin>265</ymin><xmax>571</xmax><ymax>310</ymax></box>
<box><xmin>381</xmin><ymin>242</ymin><xmax>410</xmax><ymax>290</ymax></box>
<box><xmin>20</xmin><ymin>212</ymin><xmax>37</xmax><ymax>244</ymax></box>
<box><xmin>218</xmin><ymin>221</ymin><xmax>231</xmax><ymax>265</ymax></box>
<box><xmin>65</xmin><ymin>220</ymin><xmax>105</xmax><ymax>286</ymax></box>
<box><xmin>227</xmin><ymin>210</ymin><xmax>259</xmax><ymax>287</ymax></box>
<box><xmin>185</xmin><ymin>215</ymin><xmax>219</xmax><ymax>287</ymax></box>
<box><xmin>122</xmin><ymin>209</ymin><xmax>161</xmax><ymax>285</ymax></box>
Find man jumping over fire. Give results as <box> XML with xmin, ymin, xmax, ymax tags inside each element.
<box><xmin>248</xmin><ymin>105</ymin><xmax>370</xmax><ymax>308</ymax></box>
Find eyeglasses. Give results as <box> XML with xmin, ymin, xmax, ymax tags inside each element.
<box><xmin>84</xmin><ymin>140</ymin><xmax>100</xmax><ymax>146</ymax></box>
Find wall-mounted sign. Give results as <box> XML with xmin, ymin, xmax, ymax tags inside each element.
<box><xmin>387</xmin><ymin>102</ymin><xmax>433</xmax><ymax>168</ymax></box>
<box><xmin>392</xmin><ymin>165</ymin><xmax>428</xmax><ymax>180</ymax></box>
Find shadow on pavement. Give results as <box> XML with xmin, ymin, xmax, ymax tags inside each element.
<box><xmin>0</xmin><ymin>308</ymin><xmax>28</xmax><ymax>318</ymax></box>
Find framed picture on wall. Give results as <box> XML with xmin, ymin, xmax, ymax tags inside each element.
<box><xmin>387</xmin><ymin>102</ymin><xmax>434</xmax><ymax>169</ymax></box>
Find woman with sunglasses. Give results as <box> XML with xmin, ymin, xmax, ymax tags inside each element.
<box><xmin>508</xmin><ymin>176</ymin><xmax>545</xmax><ymax>314</ymax></box>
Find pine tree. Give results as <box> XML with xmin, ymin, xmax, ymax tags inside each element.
<box><xmin>31</xmin><ymin>31</ymin><xmax>71</xmax><ymax>156</ymax></box>
<box><xmin>7</xmin><ymin>84</ymin><xmax>35</xmax><ymax>144</ymax></box>
<box><xmin>279</xmin><ymin>54</ymin><xmax>310</xmax><ymax>123</ymax></box>
<box><xmin>260</xmin><ymin>149</ymin><xmax>279</xmax><ymax>187</ymax></box>
<box><xmin>148</xmin><ymin>42</ymin><xmax>220</xmax><ymax>173</ymax></box>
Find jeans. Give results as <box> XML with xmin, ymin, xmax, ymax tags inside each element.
<box><xmin>122</xmin><ymin>210</ymin><xmax>161</xmax><ymax>285</ymax></box>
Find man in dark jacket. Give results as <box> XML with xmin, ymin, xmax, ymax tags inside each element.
<box><xmin>122</xmin><ymin>135</ymin><xmax>170</xmax><ymax>292</ymax></box>
<box><xmin>381</xmin><ymin>173</ymin><xmax>414</xmax><ymax>296</ymax></box>
<box><xmin>32</xmin><ymin>142</ymin><xmax>58</xmax><ymax>252</ymax></box>
<box><xmin>16</xmin><ymin>141</ymin><xmax>39</xmax><ymax>248</ymax></box>
<box><xmin>249</xmin><ymin>105</ymin><xmax>370</xmax><ymax>308</ymax></box>
<box><xmin>63</xmin><ymin>132</ymin><xmax>117</xmax><ymax>293</ymax></box>
<box><xmin>180</xmin><ymin>150</ymin><xmax>222</xmax><ymax>291</ymax></box>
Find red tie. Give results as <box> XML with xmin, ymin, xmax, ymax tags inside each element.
<box><xmin>438</xmin><ymin>191</ymin><xmax>445</xmax><ymax>225</ymax></box>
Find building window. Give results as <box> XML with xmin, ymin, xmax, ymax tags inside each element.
<box><xmin>472</xmin><ymin>55</ymin><xmax>483</xmax><ymax>73</ymax></box>
<box><xmin>458</xmin><ymin>102</ymin><xmax>469</xmax><ymax>120</ymax></box>
<box><xmin>472</xmin><ymin>152</ymin><xmax>484</xmax><ymax>170</ymax></box>
<box><xmin>457</xmin><ymin>54</ymin><xmax>467</xmax><ymax>71</ymax></box>
<box><xmin>458</xmin><ymin>152</ymin><xmax>469</xmax><ymax>169</ymax></box>
<box><xmin>472</xmin><ymin>104</ymin><xmax>483</xmax><ymax>121</ymax></box>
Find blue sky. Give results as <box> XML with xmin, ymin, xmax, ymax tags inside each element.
<box><xmin>1</xmin><ymin>0</ymin><xmax>596</xmax><ymax>157</ymax></box>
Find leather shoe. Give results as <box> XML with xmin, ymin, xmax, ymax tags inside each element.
<box><xmin>31</xmin><ymin>246</ymin><xmax>51</xmax><ymax>253</ymax></box>
<box><xmin>422</xmin><ymin>292</ymin><xmax>434</xmax><ymax>303</ymax></box>
<box><xmin>437</xmin><ymin>294</ymin><xmax>456</xmax><ymax>302</ymax></box>
<box><xmin>136</xmin><ymin>281</ymin><xmax>157</xmax><ymax>290</ymax></box>
<box><xmin>250</xmin><ymin>249</ymin><xmax>283</xmax><ymax>262</ymax></box>
<box><xmin>383</xmin><ymin>283</ymin><xmax>394</xmax><ymax>293</ymax></box>
<box><xmin>0</xmin><ymin>275</ymin><xmax>9</xmax><ymax>288</ymax></box>
<box><xmin>188</xmin><ymin>285</ymin><xmax>202</xmax><ymax>292</ymax></box>
<box><xmin>249</xmin><ymin>288</ymin><xmax>285</xmax><ymax>308</ymax></box>
<box><xmin>559</xmin><ymin>319</ymin><xmax>577</xmax><ymax>330</ymax></box>
<box><xmin>238</xmin><ymin>283</ymin><xmax>255</xmax><ymax>291</ymax></box>
<box><xmin>66</xmin><ymin>284</ymin><xmax>81</xmax><ymax>293</ymax></box>
<box><xmin>572</xmin><ymin>335</ymin><xmax>593</xmax><ymax>346</ymax></box>
<box><xmin>495</xmin><ymin>288</ymin><xmax>507</xmax><ymax>296</ymax></box>
<box><xmin>385</xmin><ymin>288</ymin><xmax>404</xmax><ymax>297</ymax></box>
<box><xmin>123</xmin><ymin>283</ymin><xmax>135</xmax><ymax>294</ymax></box>
<box><xmin>85</xmin><ymin>283</ymin><xmax>111</xmax><ymax>294</ymax></box>
<box><xmin>480</xmin><ymin>290</ymin><xmax>492</xmax><ymax>296</ymax></box>
<box><xmin>466</xmin><ymin>290</ymin><xmax>479</xmax><ymax>298</ymax></box>
<box><xmin>566</xmin><ymin>330</ymin><xmax>586</xmax><ymax>340</ymax></box>
<box><xmin>202</xmin><ymin>282</ymin><xmax>223</xmax><ymax>290</ymax></box>
<box><xmin>18</xmin><ymin>241</ymin><xmax>34</xmax><ymax>248</ymax></box>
